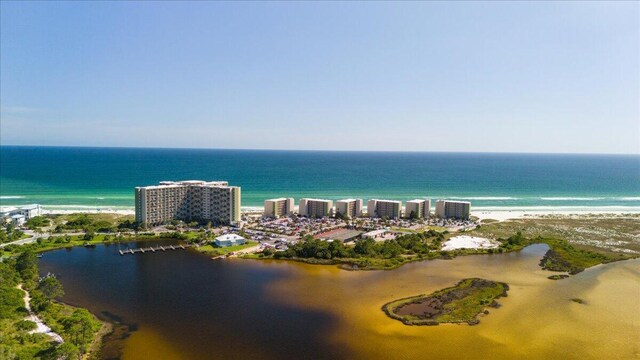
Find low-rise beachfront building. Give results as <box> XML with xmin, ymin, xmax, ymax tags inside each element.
<box><xmin>335</xmin><ymin>199</ymin><xmax>363</xmax><ymax>218</ymax></box>
<box><xmin>405</xmin><ymin>199</ymin><xmax>431</xmax><ymax>219</ymax></box>
<box><xmin>263</xmin><ymin>198</ymin><xmax>295</xmax><ymax>218</ymax></box>
<box><xmin>135</xmin><ymin>180</ymin><xmax>241</xmax><ymax>226</ymax></box>
<box><xmin>298</xmin><ymin>198</ymin><xmax>334</xmax><ymax>218</ymax></box>
<box><xmin>362</xmin><ymin>229</ymin><xmax>389</xmax><ymax>240</ymax></box>
<box><xmin>214</xmin><ymin>234</ymin><xmax>246</xmax><ymax>247</ymax></box>
<box><xmin>17</xmin><ymin>204</ymin><xmax>42</xmax><ymax>219</ymax></box>
<box><xmin>1</xmin><ymin>204</ymin><xmax>42</xmax><ymax>225</ymax></box>
<box><xmin>367</xmin><ymin>199</ymin><xmax>402</xmax><ymax>219</ymax></box>
<box><xmin>10</xmin><ymin>214</ymin><xmax>26</xmax><ymax>227</ymax></box>
<box><xmin>435</xmin><ymin>200</ymin><xmax>471</xmax><ymax>219</ymax></box>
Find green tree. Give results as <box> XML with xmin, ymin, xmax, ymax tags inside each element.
<box><xmin>354</xmin><ymin>238</ymin><xmax>377</xmax><ymax>257</ymax></box>
<box><xmin>55</xmin><ymin>341</ymin><xmax>79</xmax><ymax>360</ymax></box>
<box><xmin>38</xmin><ymin>276</ymin><xmax>65</xmax><ymax>300</ymax></box>
<box><xmin>82</xmin><ymin>231</ymin><xmax>95</xmax><ymax>241</ymax></box>
<box><xmin>63</xmin><ymin>309</ymin><xmax>95</xmax><ymax>347</ymax></box>
<box><xmin>30</xmin><ymin>290</ymin><xmax>51</xmax><ymax>312</ymax></box>
<box><xmin>93</xmin><ymin>220</ymin><xmax>115</xmax><ymax>233</ymax></box>
<box><xmin>16</xmin><ymin>250</ymin><xmax>39</xmax><ymax>286</ymax></box>
<box><xmin>15</xmin><ymin>319</ymin><xmax>37</xmax><ymax>331</ymax></box>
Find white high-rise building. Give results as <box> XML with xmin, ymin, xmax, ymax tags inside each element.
<box><xmin>435</xmin><ymin>200</ymin><xmax>471</xmax><ymax>219</ymax></box>
<box><xmin>335</xmin><ymin>199</ymin><xmax>363</xmax><ymax>218</ymax></box>
<box><xmin>367</xmin><ymin>199</ymin><xmax>402</xmax><ymax>219</ymax></box>
<box><xmin>405</xmin><ymin>199</ymin><xmax>431</xmax><ymax>219</ymax></box>
<box><xmin>135</xmin><ymin>180</ymin><xmax>241</xmax><ymax>226</ymax></box>
<box><xmin>263</xmin><ymin>198</ymin><xmax>295</xmax><ymax>218</ymax></box>
<box><xmin>298</xmin><ymin>198</ymin><xmax>333</xmax><ymax>218</ymax></box>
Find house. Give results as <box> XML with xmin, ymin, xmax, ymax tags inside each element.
<box><xmin>214</xmin><ymin>234</ymin><xmax>246</xmax><ymax>247</ymax></box>
<box><xmin>11</xmin><ymin>214</ymin><xmax>26</xmax><ymax>227</ymax></box>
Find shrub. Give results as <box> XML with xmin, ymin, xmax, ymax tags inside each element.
<box><xmin>16</xmin><ymin>320</ymin><xmax>37</xmax><ymax>331</ymax></box>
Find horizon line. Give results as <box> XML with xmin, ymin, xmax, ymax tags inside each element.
<box><xmin>0</xmin><ymin>144</ymin><xmax>639</xmax><ymax>157</ymax></box>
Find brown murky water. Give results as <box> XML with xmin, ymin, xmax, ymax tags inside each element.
<box><xmin>40</xmin><ymin>243</ymin><xmax>640</xmax><ymax>359</ymax></box>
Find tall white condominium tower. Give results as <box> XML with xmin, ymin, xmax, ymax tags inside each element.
<box><xmin>298</xmin><ymin>198</ymin><xmax>334</xmax><ymax>218</ymax></box>
<box><xmin>405</xmin><ymin>199</ymin><xmax>431</xmax><ymax>219</ymax></box>
<box><xmin>135</xmin><ymin>180</ymin><xmax>241</xmax><ymax>226</ymax></box>
<box><xmin>263</xmin><ymin>198</ymin><xmax>295</xmax><ymax>218</ymax></box>
<box><xmin>367</xmin><ymin>199</ymin><xmax>402</xmax><ymax>219</ymax></box>
<box><xmin>435</xmin><ymin>200</ymin><xmax>471</xmax><ymax>219</ymax></box>
<box><xmin>335</xmin><ymin>199</ymin><xmax>363</xmax><ymax>218</ymax></box>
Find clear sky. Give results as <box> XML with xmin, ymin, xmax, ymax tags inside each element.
<box><xmin>1</xmin><ymin>1</ymin><xmax>638</xmax><ymax>154</ymax></box>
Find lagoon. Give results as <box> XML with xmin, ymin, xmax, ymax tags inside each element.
<box><xmin>39</xmin><ymin>241</ymin><xmax>640</xmax><ymax>359</ymax></box>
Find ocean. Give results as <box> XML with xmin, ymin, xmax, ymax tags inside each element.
<box><xmin>1</xmin><ymin>146</ymin><xmax>639</xmax><ymax>211</ymax></box>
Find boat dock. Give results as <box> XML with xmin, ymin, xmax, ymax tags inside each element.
<box><xmin>119</xmin><ymin>244</ymin><xmax>189</xmax><ymax>256</ymax></box>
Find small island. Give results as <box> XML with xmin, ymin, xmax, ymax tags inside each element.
<box><xmin>382</xmin><ymin>278</ymin><xmax>509</xmax><ymax>326</ymax></box>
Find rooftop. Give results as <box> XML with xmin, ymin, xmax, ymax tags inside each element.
<box><xmin>300</xmin><ymin>198</ymin><xmax>333</xmax><ymax>202</ymax></box>
<box><xmin>215</xmin><ymin>234</ymin><xmax>246</xmax><ymax>241</ymax></box>
<box><xmin>137</xmin><ymin>180</ymin><xmax>231</xmax><ymax>190</ymax></box>
<box><xmin>439</xmin><ymin>200</ymin><xmax>471</xmax><ymax>205</ymax></box>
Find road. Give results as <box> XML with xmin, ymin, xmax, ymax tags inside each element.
<box><xmin>0</xmin><ymin>230</ymin><xmax>85</xmax><ymax>248</ymax></box>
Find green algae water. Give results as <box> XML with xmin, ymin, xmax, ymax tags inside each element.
<box><xmin>1</xmin><ymin>146</ymin><xmax>639</xmax><ymax>210</ymax></box>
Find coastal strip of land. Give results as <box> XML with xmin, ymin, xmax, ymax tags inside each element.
<box><xmin>0</xmin><ymin>251</ymin><xmax>105</xmax><ymax>359</ymax></box>
<box><xmin>2</xmin><ymin>212</ymin><xmax>638</xmax><ymax>277</ymax></box>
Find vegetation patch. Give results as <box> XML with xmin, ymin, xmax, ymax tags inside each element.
<box><xmin>382</xmin><ymin>278</ymin><xmax>509</xmax><ymax>326</ymax></box>
<box><xmin>193</xmin><ymin>241</ymin><xmax>258</xmax><ymax>257</ymax></box>
<box><xmin>0</xmin><ymin>251</ymin><xmax>104</xmax><ymax>359</ymax></box>
<box><xmin>260</xmin><ymin>231</ymin><xmax>447</xmax><ymax>270</ymax></box>
<box><xmin>538</xmin><ymin>238</ymin><xmax>612</xmax><ymax>275</ymax></box>
<box><xmin>468</xmin><ymin>215</ymin><xmax>640</xmax><ymax>255</ymax></box>
<box><xmin>547</xmin><ymin>274</ymin><xmax>570</xmax><ymax>280</ymax></box>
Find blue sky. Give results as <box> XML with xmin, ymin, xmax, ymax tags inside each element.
<box><xmin>1</xmin><ymin>1</ymin><xmax>638</xmax><ymax>154</ymax></box>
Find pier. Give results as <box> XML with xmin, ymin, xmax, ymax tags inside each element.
<box><xmin>119</xmin><ymin>244</ymin><xmax>189</xmax><ymax>256</ymax></box>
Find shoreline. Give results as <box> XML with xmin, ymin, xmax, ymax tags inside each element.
<box><xmin>7</xmin><ymin>206</ymin><xmax>638</xmax><ymax>222</ymax></box>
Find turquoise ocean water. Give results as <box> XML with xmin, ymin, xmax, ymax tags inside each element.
<box><xmin>1</xmin><ymin>146</ymin><xmax>639</xmax><ymax>211</ymax></box>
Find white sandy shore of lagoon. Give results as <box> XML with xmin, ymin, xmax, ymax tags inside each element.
<box><xmin>441</xmin><ymin>235</ymin><xmax>500</xmax><ymax>251</ymax></box>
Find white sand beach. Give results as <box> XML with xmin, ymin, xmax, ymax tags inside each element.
<box><xmin>5</xmin><ymin>205</ymin><xmax>639</xmax><ymax>222</ymax></box>
<box><xmin>472</xmin><ymin>207</ymin><xmax>640</xmax><ymax>221</ymax></box>
<box><xmin>441</xmin><ymin>235</ymin><xmax>500</xmax><ymax>251</ymax></box>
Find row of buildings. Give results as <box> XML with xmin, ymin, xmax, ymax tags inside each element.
<box><xmin>133</xmin><ymin>180</ymin><xmax>471</xmax><ymax>226</ymax></box>
<box><xmin>263</xmin><ymin>197</ymin><xmax>470</xmax><ymax>220</ymax></box>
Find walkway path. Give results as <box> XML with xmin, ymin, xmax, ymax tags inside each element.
<box><xmin>17</xmin><ymin>284</ymin><xmax>64</xmax><ymax>343</ymax></box>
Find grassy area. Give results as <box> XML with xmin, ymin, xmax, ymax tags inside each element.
<box><xmin>537</xmin><ymin>238</ymin><xmax>613</xmax><ymax>274</ymax></box>
<box><xmin>35</xmin><ymin>213</ymin><xmax>138</xmax><ymax>234</ymax></box>
<box><xmin>193</xmin><ymin>241</ymin><xmax>258</xmax><ymax>257</ymax></box>
<box><xmin>48</xmin><ymin>213</ymin><xmax>134</xmax><ymax>226</ymax></box>
<box><xmin>382</xmin><ymin>278</ymin><xmax>509</xmax><ymax>326</ymax></box>
<box><xmin>468</xmin><ymin>216</ymin><xmax>639</xmax><ymax>276</ymax></box>
<box><xmin>470</xmin><ymin>214</ymin><xmax>640</xmax><ymax>255</ymax></box>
